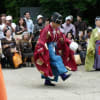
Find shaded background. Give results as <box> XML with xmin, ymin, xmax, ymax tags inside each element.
<box><xmin>0</xmin><ymin>0</ymin><xmax>100</xmax><ymax>26</ymax></box>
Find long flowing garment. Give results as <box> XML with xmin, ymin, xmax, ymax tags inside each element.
<box><xmin>47</xmin><ymin>42</ymin><xmax>68</xmax><ymax>81</ymax></box>
<box><xmin>0</xmin><ymin>64</ymin><xmax>7</xmax><ymax>100</ymax></box>
<box><xmin>34</xmin><ymin>24</ymin><xmax>77</xmax><ymax>81</ymax></box>
<box><xmin>57</xmin><ymin>37</ymin><xmax>77</xmax><ymax>71</ymax></box>
<box><xmin>93</xmin><ymin>40</ymin><xmax>100</xmax><ymax>69</ymax></box>
<box><xmin>85</xmin><ymin>28</ymin><xmax>100</xmax><ymax>71</ymax></box>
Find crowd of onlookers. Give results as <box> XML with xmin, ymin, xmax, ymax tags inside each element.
<box><xmin>0</xmin><ymin>11</ymin><xmax>93</xmax><ymax>68</ymax></box>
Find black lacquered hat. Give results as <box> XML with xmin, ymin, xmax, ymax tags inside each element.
<box><xmin>51</xmin><ymin>12</ymin><xmax>62</xmax><ymax>24</ymax></box>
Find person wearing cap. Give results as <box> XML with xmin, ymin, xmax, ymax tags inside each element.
<box><xmin>62</xmin><ymin>16</ymin><xmax>76</xmax><ymax>37</ymax></box>
<box><xmin>32</xmin><ymin>15</ymin><xmax>44</xmax><ymax>51</ymax></box>
<box><xmin>2</xmin><ymin>15</ymin><xmax>16</xmax><ymax>37</ymax></box>
<box><xmin>85</xmin><ymin>16</ymin><xmax>100</xmax><ymax>71</ymax></box>
<box><xmin>34</xmin><ymin>12</ymin><xmax>73</xmax><ymax>86</ymax></box>
<box><xmin>68</xmin><ymin>15</ymin><xmax>73</xmax><ymax>23</ymax></box>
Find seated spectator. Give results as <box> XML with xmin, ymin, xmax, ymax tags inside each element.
<box><xmin>85</xmin><ymin>27</ymin><xmax>92</xmax><ymax>45</ymax></box>
<box><xmin>68</xmin><ymin>15</ymin><xmax>73</xmax><ymax>23</ymax></box>
<box><xmin>19</xmin><ymin>32</ymin><xmax>34</xmax><ymax>67</ymax></box>
<box><xmin>15</xmin><ymin>18</ymin><xmax>27</xmax><ymax>44</ymax></box>
<box><xmin>66</xmin><ymin>31</ymin><xmax>74</xmax><ymax>42</ymax></box>
<box><xmin>1</xmin><ymin>29</ymin><xmax>19</xmax><ymax>68</ymax></box>
<box><xmin>76</xmin><ymin>31</ymin><xmax>87</xmax><ymax>65</ymax></box>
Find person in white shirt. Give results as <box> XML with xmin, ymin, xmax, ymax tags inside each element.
<box><xmin>0</xmin><ymin>19</ymin><xmax>5</xmax><ymax>39</ymax></box>
<box><xmin>0</xmin><ymin>14</ymin><xmax>6</xmax><ymax>39</ymax></box>
<box><xmin>24</xmin><ymin>12</ymin><xmax>34</xmax><ymax>35</ymax></box>
<box><xmin>2</xmin><ymin>15</ymin><xmax>16</xmax><ymax>37</ymax></box>
<box><xmin>62</xmin><ymin>16</ymin><xmax>76</xmax><ymax>37</ymax></box>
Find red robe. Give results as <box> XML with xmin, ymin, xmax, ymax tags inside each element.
<box><xmin>34</xmin><ymin>24</ymin><xmax>77</xmax><ymax>77</ymax></box>
<box><xmin>34</xmin><ymin>39</ymin><xmax>53</xmax><ymax>77</ymax></box>
<box><xmin>57</xmin><ymin>35</ymin><xmax>77</xmax><ymax>71</ymax></box>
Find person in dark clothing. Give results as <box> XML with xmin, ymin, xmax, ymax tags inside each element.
<box><xmin>74</xmin><ymin>14</ymin><xmax>87</xmax><ymax>38</ymax></box>
<box><xmin>76</xmin><ymin>31</ymin><xmax>87</xmax><ymax>65</ymax></box>
<box><xmin>19</xmin><ymin>32</ymin><xmax>34</xmax><ymax>67</ymax></box>
<box><xmin>85</xmin><ymin>27</ymin><xmax>92</xmax><ymax>45</ymax></box>
<box><xmin>66</xmin><ymin>31</ymin><xmax>74</xmax><ymax>42</ymax></box>
<box><xmin>15</xmin><ymin>18</ymin><xmax>27</xmax><ymax>44</ymax></box>
<box><xmin>1</xmin><ymin>29</ymin><xmax>18</xmax><ymax>68</ymax></box>
<box><xmin>32</xmin><ymin>15</ymin><xmax>44</xmax><ymax>51</ymax></box>
<box><xmin>15</xmin><ymin>18</ymin><xmax>27</xmax><ymax>35</ymax></box>
<box><xmin>45</xmin><ymin>18</ymin><xmax>50</xmax><ymax>26</ymax></box>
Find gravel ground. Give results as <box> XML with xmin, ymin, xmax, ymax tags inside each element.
<box><xmin>2</xmin><ymin>65</ymin><xmax>100</xmax><ymax>100</ymax></box>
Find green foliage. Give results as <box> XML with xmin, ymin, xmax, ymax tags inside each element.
<box><xmin>39</xmin><ymin>0</ymin><xmax>99</xmax><ymax>25</ymax></box>
<box><xmin>2</xmin><ymin>0</ymin><xmax>100</xmax><ymax>25</ymax></box>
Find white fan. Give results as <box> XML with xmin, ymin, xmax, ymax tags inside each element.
<box><xmin>69</xmin><ymin>42</ymin><xmax>78</xmax><ymax>52</ymax></box>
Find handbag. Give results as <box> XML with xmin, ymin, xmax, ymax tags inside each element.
<box><xmin>74</xmin><ymin>54</ymin><xmax>82</xmax><ymax>65</ymax></box>
<box><xmin>14</xmin><ymin>34</ymin><xmax>22</xmax><ymax>40</ymax></box>
<box><xmin>13</xmin><ymin>53</ymin><xmax>22</xmax><ymax>68</ymax></box>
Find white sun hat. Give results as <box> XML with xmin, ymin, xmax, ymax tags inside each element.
<box><xmin>65</xmin><ymin>16</ymin><xmax>72</xmax><ymax>21</ymax></box>
<box><xmin>6</xmin><ymin>16</ymin><xmax>12</xmax><ymax>20</ymax></box>
<box><xmin>37</xmin><ymin>15</ymin><xmax>43</xmax><ymax>20</ymax></box>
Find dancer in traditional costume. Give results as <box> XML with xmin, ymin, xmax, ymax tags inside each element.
<box><xmin>85</xmin><ymin>17</ymin><xmax>100</xmax><ymax>71</ymax></box>
<box><xmin>34</xmin><ymin>12</ymin><xmax>77</xmax><ymax>86</ymax></box>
